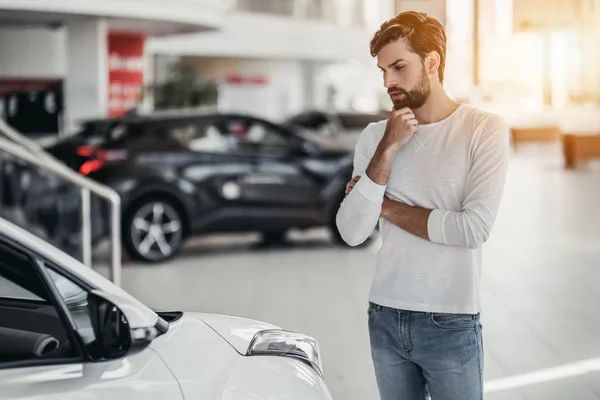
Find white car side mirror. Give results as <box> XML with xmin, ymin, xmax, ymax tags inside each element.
<box><xmin>83</xmin><ymin>290</ymin><xmax>161</xmax><ymax>361</ymax></box>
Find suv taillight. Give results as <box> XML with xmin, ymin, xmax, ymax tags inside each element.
<box><xmin>77</xmin><ymin>146</ymin><xmax>127</xmax><ymax>176</ymax></box>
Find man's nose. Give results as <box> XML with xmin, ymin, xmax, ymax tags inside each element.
<box><xmin>383</xmin><ymin>75</ymin><xmax>397</xmax><ymax>89</ymax></box>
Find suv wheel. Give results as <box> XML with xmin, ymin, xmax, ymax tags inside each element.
<box><xmin>123</xmin><ymin>199</ymin><xmax>184</xmax><ymax>263</ymax></box>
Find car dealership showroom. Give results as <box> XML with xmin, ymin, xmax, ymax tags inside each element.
<box><xmin>1</xmin><ymin>0</ymin><xmax>600</xmax><ymax>399</ymax></box>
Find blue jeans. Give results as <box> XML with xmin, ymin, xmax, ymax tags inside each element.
<box><xmin>368</xmin><ymin>302</ymin><xmax>483</xmax><ymax>400</ymax></box>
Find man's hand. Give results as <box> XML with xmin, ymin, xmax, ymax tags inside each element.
<box><xmin>380</xmin><ymin>107</ymin><xmax>418</xmax><ymax>153</ymax></box>
<box><xmin>360</xmin><ymin>107</ymin><xmax>417</xmax><ymax>188</ymax></box>
<box><xmin>345</xmin><ymin>175</ymin><xmax>361</xmax><ymax>196</ymax></box>
<box><xmin>381</xmin><ymin>196</ymin><xmax>392</xmax><ymax>218</ymax></box>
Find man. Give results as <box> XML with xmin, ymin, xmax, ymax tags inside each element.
<box><xmin>336</xmin><ymin>11</ymin><xmax>509</xmax><ymax>400</ymax></box>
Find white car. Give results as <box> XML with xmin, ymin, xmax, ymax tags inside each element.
<box><xmin>0</xmin><ymin>217</ymin><xmax>333</xmax><ymax>400</ymax></box>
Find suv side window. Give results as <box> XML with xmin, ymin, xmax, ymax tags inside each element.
<box><xmin>219</xmin><ymin>117</ymin><xmax>290</xmax><ymax>157</ymax></box>
<box><xmin>157</xmin><ymin>117</ymin><xmax>292</xmax><ymax>157</ymax></box>
<box><xmin>110</xmin><ymin>122</ymin><xmax>186</xmax><ymax>152</ymax></box>
<box><xmin>168</xmin><ymin>118</ymin><xmax>257</xmax><ymax>155</ymax></box>
<box><xmin>168</xmin><ymin>121</ymin><xmax>222</xmax><ymax>153</ymax></box>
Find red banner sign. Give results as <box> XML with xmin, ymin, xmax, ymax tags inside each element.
<box><xmin>107</xmin><ymin>32</ymin><xmax>145</xmax><ymax>118</ymax></box>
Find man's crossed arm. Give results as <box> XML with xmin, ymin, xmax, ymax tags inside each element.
<box><xmin>345</xmin><ymin>176</ymin><xmax>432</xmax><ymax>241</ymax></box>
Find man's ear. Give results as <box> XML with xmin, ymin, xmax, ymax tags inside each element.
<box><xmin>426</xmin><ymin>51</ymin><xmax>441</xmax><ymax>77</ymax></box>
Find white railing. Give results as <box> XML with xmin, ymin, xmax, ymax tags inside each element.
<box><xmin>0</xmin><ymin>120</ymin><xmax>122</xmax><ymax>286</ymax></box>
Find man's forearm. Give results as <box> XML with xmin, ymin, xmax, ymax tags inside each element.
<box><xmin>381</xmin><ymin>198</ymin><xmax>433</xmax><ymax>241</ymax></box>
<box><xmin>364</xmin><ymin>142</ymin><xmax>396</xmax><ymax>185</ymax></box>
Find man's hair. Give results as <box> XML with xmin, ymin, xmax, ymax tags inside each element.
<box><xmin>369</xmin><ymin>11</ymin><xmax>447</xmax><ymax>83</ymax></box>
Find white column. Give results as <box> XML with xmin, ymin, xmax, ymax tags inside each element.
<box><xmin>301</xmin><ymin>60</ymin><xmax>319</xmax><ymax>111</ymax></box>
<box><xmin>64</xmin><ymin>18</ymin><xmax>108</xmax><ymax>132</ymax></box>
<box><xmin>140</xmin><ymin>51</ymin><xmax>153</xmax><ymax>114</ymax></box>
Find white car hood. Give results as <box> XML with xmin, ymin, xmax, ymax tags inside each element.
<box><xmin>194</xmin><ymin>312</ymin><xmax>280</xmax><ymax>354</ymax></box>
<box><xmin>149</xmin><ymin>313</ymin><xmax>332</xmax><ymax>400</ymax></box>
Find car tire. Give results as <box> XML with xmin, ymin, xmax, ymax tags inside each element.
<box><xmin>122</xmin><ymin>198</ymin><xmax>185</xmax><ymax>263</ymax></box>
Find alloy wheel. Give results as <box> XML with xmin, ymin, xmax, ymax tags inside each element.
<box><xmin>130</xmin><ymin>201</ymin><xmax>183</xmax><ymax>261</ymax></box>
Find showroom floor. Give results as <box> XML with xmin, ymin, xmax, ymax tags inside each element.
<box><xmin>97</xmin><ymin>145</ymin><xmax>600</xmax><ymax>400</ymax></box>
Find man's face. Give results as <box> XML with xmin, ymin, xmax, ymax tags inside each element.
<box><xmin>377</xmin><ymin>38</ymin><xmax>431</xmax><ymax>110</ymax></box>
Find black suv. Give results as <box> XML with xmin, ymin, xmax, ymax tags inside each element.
<box><xmin>46</xmin><ymin>111</ymin><xmax>366</xmax><ymax>263</ymax></box>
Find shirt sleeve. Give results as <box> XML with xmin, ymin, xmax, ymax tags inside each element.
<box><xmin>427</xmin><ymin>114</ymin><xmax>510</xmax><ymax>249</ymax></box>
<box><xmin>335</xmin><ymin>123</ymin><xmax>387</xmax><ymax>246</ymax></box>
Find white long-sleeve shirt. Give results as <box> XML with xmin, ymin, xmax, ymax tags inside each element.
<box><xmin>336</xmin><ymin>104</ymin><xmax>509</xmax><ymax>314</ymax></box>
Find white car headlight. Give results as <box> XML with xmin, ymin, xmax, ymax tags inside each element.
<box><xmin>246</xmin><ymin>329</ymin><xmax>323</xmax><ymax>377</ymax></box>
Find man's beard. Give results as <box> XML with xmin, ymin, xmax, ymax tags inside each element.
<box><xmin>388</xmin><ymin>68</ymin><xmax>431</xmax><ymax>110</ymax></box>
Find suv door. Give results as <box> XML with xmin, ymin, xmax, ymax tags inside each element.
<box><xmin>171</xmin><ymin>116</ymin><xmax>322</xmax><ymax>231</ymax></box>
<box><xmin>158</xmin><ymin>117</ymin><xmax>257</xmax><ymax>220</ymax></box>
<box><xmin>0</xmin><ymin>236</ymin><xmax>182</xmax><ymax>400</ymax></box>
<box><xmin>234</xmin><ymin>116</ymin><xmax>321</xmax><ymax>209</ymax></box>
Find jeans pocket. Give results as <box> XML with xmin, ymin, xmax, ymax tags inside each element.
<box><xmin>367</xmin><ymin>302</ymin><xmax>382</xmax><ymax>324</ymax></box>
<box><xmin>429</xmin><ymin>313</ymin><xmax>479</xmax><ymax>330</ymax></box>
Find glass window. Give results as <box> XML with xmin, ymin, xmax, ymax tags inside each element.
<box><xmin>0</xmin><ymin>275</ymin><xmax>42</xmax><ymax>301</ymax></box>
<box><xmin>245</xmin><ymin>120</ymin><xmax>289</xmax><ymax>147</ymax></box>
<box><xmin>45</xmin><ymin>269</ymin><xmax>88</xmax><ymax>312</ymax></box>
<box><xmin>43</xmin><ymin>266</ymin><xmax>94</xmax><ymax>341</ymax></box>
<box><xmin>0</xmin><ymin>244</ymin><xmax>76</xmax><ymax>363</ymax></box>
<box><xmin>176</xmin><ymin>120</ymin><xmax>233</xmax><ymax>154</ymax></box>
<box><xmin>229</xmin><ymin>118</ymin><xmax>291</xmax><ymax>157</ymax></box>
<box><xmin>175</xmin><ymin>117</ymin><xmax>290</xmax><ymax>157</ymax></box>
<box><xmin>119</xmin><ymin>122</ymin><xmax>188</xmax><ymax>152</ymax></box>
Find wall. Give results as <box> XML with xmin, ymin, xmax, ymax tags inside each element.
<box><xmin>177</xmin><ymin>56</ymin><xmax>307</xmax><ymax>121</ymax></box>
<box><xmin>315</xmin><ymin>58</ymin><xmax>387</xmax><ymax>112</ymax></box>
<box><xmin>0</xmin><ymin>26</ymin><xmax>65</xmax><ymax>78</ymax></box>
<box><xmin>173</xmin><ymin>54</ymin><xmax>390</xmax><ymax>119</ymax></box>
<box><xmin>147</xmin><ymin>2</ymin><xmax>399</xmax><ymax>117</ymax></box>
<box><xmin>0</xmin><ymin>24</ymin><xmax>153</xmax><ymax>131</ymax></box>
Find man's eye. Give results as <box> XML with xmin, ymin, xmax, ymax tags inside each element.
<box><xmin>395</xmin><ymin>65</ymin><xmax>405</xmax><ymax>71</ymax></box>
